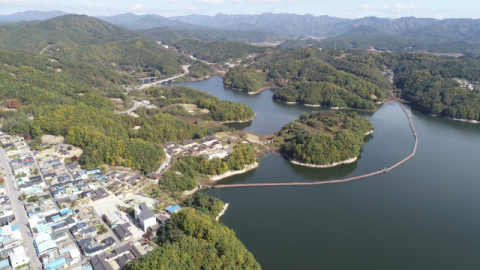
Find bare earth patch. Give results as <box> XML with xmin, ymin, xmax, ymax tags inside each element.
<box><xmin>42</xmin><ymin>135</ymin><xmax>64</xmax><ymax>144</ymax></box>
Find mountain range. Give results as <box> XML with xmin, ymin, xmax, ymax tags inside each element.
<box><xmin>1</xmin><ymin>11</ymin><xmax>480</xmax><ymax>54</ymax></box>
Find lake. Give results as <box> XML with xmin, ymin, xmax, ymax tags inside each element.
<box><xmin>174</xmin><ymin>76</ymin><xmax>480</xmax><ymax>270</ymax></box>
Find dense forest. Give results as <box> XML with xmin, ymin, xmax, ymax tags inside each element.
<box><xmin>182</xmin><ymin>193</ymin><xmax>225</xmax><ymax>218</ymax></box>
<box><xmin>141</xmin><ymin>26</ymin><xmax>286</xmax><ymax>44</ymax></box>
<box><xmin>223</xmin><ymin>67</ymin><xmax>265</xmax><ymax>93</ymax></box>
<box><xmin>224</xmin><ymin>49</ymin><xmax>388</xmax><ymax>109</ymax></box>
<box><xmin>124</xmin><ymin>209</ymin><xmax>261</xmax><ymax>270</ymax></box>
<box><xmin>186</xmin><ymin>61</ymin><xmax>214</xmax><ymax>78</ymax></box>
<box><xmin>55</xmin><ymin>39</ymin><xmax>188</xmax><ymax>77</ymax></box>
<box><xmin>278</xmin><ymin>111</ymin><xmax>374</xmax><ymax>165</ymax></box>
<box><xmin>157</xmin><ymin>143</ymin><xmax>257</xmax><ymax>193</ymax></box>
<box><xmin>172</xmin><ymin>39</ymin><xmax>269</xmax><ymax>63</ymax></box>
<box><xmin>340</xmin><ymin>51</ymin><xmax>480</xmax><ymax>120</ymax></box>
<box><xmin>138</xmin><ymin>86</ymin><xmax>256</xmax><ymax>121</ymax></box>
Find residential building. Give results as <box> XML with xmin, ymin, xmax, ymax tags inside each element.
<box><xmin>8</xmin><ymin>246</ymin><xmax>29</xmax><ymax>269</ymax></box>
<box><xmin>104</xmin><ymin>211</ymin><xmax>124</xmax><ymax>227</ymax></box>
<box><xmin>112</xmin><ymin>223</ymin><xmax>133</xmax><ymax>242</ymax></box>
<box><xmin>165</xmin><ymin>205</ymin><xmax>181</xmax><ymax>215</ymax></box>
<box><xmin>134</xmin><ymin>203</ymin><xmax>156</xmax><ymax>232</ymax></box>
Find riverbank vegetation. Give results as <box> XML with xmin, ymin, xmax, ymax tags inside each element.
<box><xmin>223</xmin><ymin>49</ymin><xmax>388</xmax><ymax>109</ymax></box>
<box><xmin>277</xmin><ymin>111</ymin><xmax>374</xmax><ymax>165</ymax></box>
<box><xmin>152</xmin><ymin>143</ymin><xmax>257</xmax><ymax>193</ymax></box>
<box><xmin>124</xmin><ymin>209</ymin><xmax>261</xmax><ymax>270</ymax></box>
<box><xmin>342</xmin><ymin>51</ymin><xmax>480</xmax><ymax>120</ymax></box>
<box><xmin>223</xmin><ymin>67</ymin><xmax>264</xmax><ymax>92</ymax></box>
<box><xmin>172</xmin><ymin>38</ymin><xmax>269</xmax><ymax>63</ymax></box>
<box><xmin>136</xmin><ymin>86</ymin><xmax>256</xmax><ymax>121</ymax></box>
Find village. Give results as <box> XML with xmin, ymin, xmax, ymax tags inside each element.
<box><xmin>0</xmin><ymin>131</ymin><xmax>244</xmax><ymax>270</ymax></box>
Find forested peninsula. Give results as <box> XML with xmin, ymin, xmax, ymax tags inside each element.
<box><xmin>223</xmin><ymin>49</ymin><xmax>389</xmax><ymax>110</ymax></box>
<box><xmin>276</xmin><ymin>111</ymin><xmax>374</xmax><ymax>167</ymax></box>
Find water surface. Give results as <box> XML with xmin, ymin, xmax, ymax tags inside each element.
<box><xmin>174</xmin><ymin>77</ymin><xmax>480</xmax><ymax>270</ymax></box>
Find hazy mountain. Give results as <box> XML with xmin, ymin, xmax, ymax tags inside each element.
<box><xmin>0</xmin><ymin>14</ymin><xmax>143</xmax><ymax>52</ymax></box>
<box><xmin>140</xmin><ymin>26</ymin><xmax>287</xmax><ymax>43</ymax></box>
<box><xmin>97</xmin><ymin>13</ymin><xmax>210</xmax><ymax>30</ymax></box>
<box><xmin>171</xmin><ymin>13</ymin><xmax>347</xmax><ymax>36</ymax></box>
<box><xmin>0</xmin><ymin>10</ymin><xmax>68</xmax><ymax>22</ymax></box>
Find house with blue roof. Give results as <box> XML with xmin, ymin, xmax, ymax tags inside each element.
<box><xmin>35</xmin><ymin>239</ymin><xmax>57</xmax><ymax>255</ymax></box>
<box><xmin>165</xmin><ymin>205</ymin><xmax>181</xmax><ymax>214</ymax></box>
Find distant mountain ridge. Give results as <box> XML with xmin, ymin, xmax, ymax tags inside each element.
<box><xmin>0</xmin><ymin>10</ymin><xmax>69</xmax><ymax>23</ymax></box>
<box><xmin>96</xmin><ymin>13</ymin><xmax>211</xmax><ymax>30</ymax></box>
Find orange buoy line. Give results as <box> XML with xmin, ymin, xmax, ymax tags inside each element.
<box><xmin>202</xmin><ymin>91</ymin><xmax>418</xmax><ymax>189</ymax></box>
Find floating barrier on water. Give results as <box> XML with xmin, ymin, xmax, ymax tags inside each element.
<box><xmin>202</xmin><ymin>91</ymin><xmax>418</xmax><ymax>189</ymax></box>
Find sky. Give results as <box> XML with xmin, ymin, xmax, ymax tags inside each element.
<box><xmin>0</xmin><ymin>0</ymin><xmax>477</xmax><ymax>19</ymax></box>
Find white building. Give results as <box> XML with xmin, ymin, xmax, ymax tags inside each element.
<box><xmin>9</xmin><ymin>246</ymin><xmax>30</xmax><ymax>268</ymax></box>
<box><xmin>134</xmin><ymin>203</ymin><xmax>157</xmax><ymax>232</ymax></box>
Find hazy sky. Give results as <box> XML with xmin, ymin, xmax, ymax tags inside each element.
<box><xmin>0</xmin><ymin>0</ymin><xmax>477</xmax><ymax>19</ymax></box>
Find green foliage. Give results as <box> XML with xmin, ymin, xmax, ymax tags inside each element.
<box><xmin>141</xmin><ymin>26</ymin><xmax>286</xmax><ymax>44</ymax></box>
<box><xmin>56</xmin><ymin>39</ymin><xmax>187</xmax><ymax>77</ymax></box>
<box><xmin>187</xmin><ymin>61</ymin><xmax>214</xmax><ymax>78</ymax></box>
<box><xmin>279</xmin><ymin>111</ymin><xmax>374</xmax><ymax>165</ymax></box>
<box><xmin>122</xmin><ymin>209</ymin><xmax>261</xmax><ymax>270</ymax></box>
<box><xmin>0</xmin><ymin>15</ymin><xmax>142</xmax><ymax>53</ymax></box>
<box><xmin>182</xmin><ymin>193</ymin><xmax>224</xmax><ymax>218</ymax></box>
<box><xmin>398</xmin><ymin>70</ymin><xmax>480</xmax><ymax>120</ymax></box>
<box><xmin>143</xmin><ymin>86</ymin><xmax>255</xmax><ymax>121</ymax></box>
<box><xmin>159</xmin><ymin>144</ymin><xmax>256</xmax><ymax>192</ymax></box>
<box><xmin>27</xmin><ymin>195</ymin><xmax>40</xmax><ymax>202</ymax></box>
<box><xmin>224</xmin><ymin>67</ymin><xmax>264</xmax><ymax>92</ymax></box>
<box><xmin>173</xmin><ymin>39</ymin><xmax>268</xmax><ymax>63</ymax></box>
<box><xmin>225</xmin><ymin>49</ymin><xmax>386</xmax><ymax>108</ymax></box>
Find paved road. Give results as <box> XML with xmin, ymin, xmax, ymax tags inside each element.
<box><xmin>0</xmin><ymin>148</ymin><xmax>43</xmax><ymax>270</ymax></box>
<box><xmin>155</xmin><ymin>152</ymin><xmax>171</xmax><ymax>174</ymax></box>
<box><xmin>116</xmin><ymin>100</ymin><xmax>143</xmax><ymax>115</ymax></box>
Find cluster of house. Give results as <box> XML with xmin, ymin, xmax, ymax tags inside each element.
<box><xmin>0</xmin><ymin>133</ymin><xmax>27</xmax><ymax>154</ymax></box>
<box><xmin>104</xmin><ymin>171</ymin><xmax>142</xmax><ymax>196</ymax></box>
<box><xmin>104</xmin><ymin>203</ymin><xmax>180</xmax><ymax>243</ymax></box>
<box><xmin>453</xmin><ymin>79</ymin><xmax>480</xmax><ymax>91</ymax></box>
<box><xmin>0</xmin><ymin>225</ymin><xmax>30</xmax><ymax>269</ymax></box>
<box><xmin>164</xmin><ymin>136</ymin><xmax>231</xmax><ymax>160</ymax></box>
<box><xmin>9</xmin><ymin>152</ymin><xmax>35</xmax><ymax>177</ymax></box>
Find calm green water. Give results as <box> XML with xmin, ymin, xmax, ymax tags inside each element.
<box><xmin>175</xmin><ymin>77</ymin><xmax>480</xmax><ymax>270</ymax></box>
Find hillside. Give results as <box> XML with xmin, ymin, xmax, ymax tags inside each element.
<box><xmin>97</xmin><ymin>13</ymin><xmax>210</xmax><ymax>30</ymax></box>
<box><xmin>172</xmin><ymin>39</ymin><xmax>271</xmax><ymax>63</ymax></box>
<box><xmin>0</xmin><ymin>14</ymin><xmax>142</xmax><ymax>53</ymax></box>
<box><xmin>224</xmin><ymin>48</ymin><xmax>389</xmax><ymax>109</ymax></box>
<box><xmin>277</xmin><ymin>111</ymin><xmax>374</xmax><ymax>165</ymax></box>
<box><xmin>0</xmin><ymin>10</ymin><xmax>68</xmax><ymax>23</ymax></box>
<box><xmin>140</xmin><ymin>26</ymin><xmax>286</xmax><ymax>43</ymax></box>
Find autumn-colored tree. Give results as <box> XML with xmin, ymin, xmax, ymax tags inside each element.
<box><xmin>7</xmin><ymin>99</ymin><xmax>20</xmax><ymax>109</ymax></box>
<box><xmin>145</xmin><ymin>230</ymin><xmax>153</xmax><ymax>239</ymax></box>
<box><xmin>71</xmin><ymin>155</ymin><xmax>79</xmax><ymax>162</ymax></box>
<box><xmin>22</xmin><ymin>133</ymin><xmax>32</xmax><ymax>139</ymax></box>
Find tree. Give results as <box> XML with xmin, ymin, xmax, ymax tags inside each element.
<box><xmin>20</xmin><ymin>193</ymin><xmax>27</xmax><ymax>201</ymax></box>
<box><xmin>7</xmin><ymin>99</ymin><xmax>20</xmax><ymax>109</ymax></box>
<box><xmin>33</xmin><ymin>168</ymin><xmax>39</xmax><ymax>175</ymax></box>
<box><xmin>71</xmin><ymin>155</ymin><xmax>79</xmax><ymax>162</ymax></box>
<box><xmin>27</xmin><ymin>195</ymin><xmax>40</xmax><ymax>202</ymax></box>
<box><xmin>145</xmin><ymin>230</ymin><xmax>153</xmax><ymax>239</ymax></box>
<box><xmin>22</xmin><ymin>133</ymin><xmax>32</xmax><ymax>139</ymax></box>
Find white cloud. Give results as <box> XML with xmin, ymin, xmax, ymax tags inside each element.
<box><xmin>351</xmin><ymin>3</ymin><xmax>422</xmax><ymax>14</ymax></box>
<box><xmin>130</xmin><ymin>4</ymin><xmax>146</xmax><ymax>11</ymax></box>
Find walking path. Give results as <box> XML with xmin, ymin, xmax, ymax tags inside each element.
<box><xmin>202</xmin><ymin>91</ymin><xmax>418</xmax><ymax>189</ymax></box>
